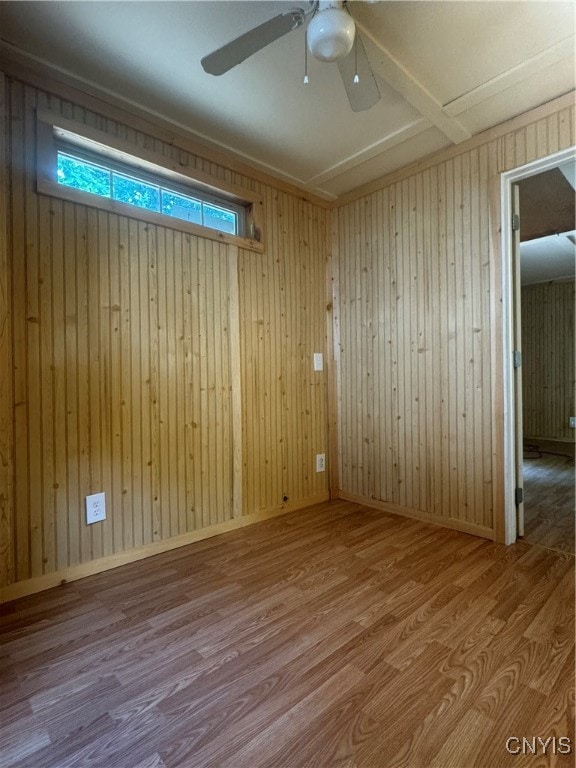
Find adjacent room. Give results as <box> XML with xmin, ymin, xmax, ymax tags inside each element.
<box><xmin>0</xmin><ymin>2</ymin><xmax>574</xmax><ymax>766</ymax></box>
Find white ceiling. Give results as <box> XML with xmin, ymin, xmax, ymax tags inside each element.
<box><xmin>520</xmin><ymin>159</ymin><xmax>575</xmax><ymax>285</ymax></box>
<box><xmin>0</xmin><ymin>1</ymin><xmax>574</xmax><ymax>199</ymax></box>
<box><xmin>521</xmin><ymin>232</ymin><xmax>575</xmax><ymax>285</ymax></box>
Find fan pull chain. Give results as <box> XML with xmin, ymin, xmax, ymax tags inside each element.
<box><xmin>304</xmin><ymin>28</ymin><xmax>309</xmax><ymax>84</ymax></box>
<box><xmin>353</xmin><ymin>34</ymin><xmax>359</xmax><ymax>84</ymax></box>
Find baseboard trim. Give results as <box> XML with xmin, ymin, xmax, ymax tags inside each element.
<box><xmin>0</xmin><ymin>493</ymin><xmax>329</xmax><ymax>604</ymax></box>
<box><xmin>337</xmin><ymin>491</ymin><xmax>495</xmax><ymax>541</ymax></box>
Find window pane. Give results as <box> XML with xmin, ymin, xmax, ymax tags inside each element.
<box><xmin>203</xmin><ymin>203</ymin><xmax>237</xmax><ymax>235</ymax></box>
<box><xmin>161</xmin><ymin>190</ymin><xmax>202</xmax><ymax>225</ymax></box>
<box><xmin>57</xmin><ymin>152</ymin><xmax>111</xmax><ymax>197</ymax></box>
<box><xmin>112</xmin><ymin>172</ymin><xmax>160</xmax><ymax>211</ymax></box>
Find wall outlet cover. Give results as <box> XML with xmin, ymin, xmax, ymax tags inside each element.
<box><xmin>86</xmin><ymin>492</ymin><xmax>106</xmax><ymax>525</ymax></box>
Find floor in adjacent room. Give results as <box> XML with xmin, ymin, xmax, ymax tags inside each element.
<box><xmin>523</xmin><ymin>439</ymin><xmax>575</xmax><ymax>555</ymax></box>
<box><xmin>0</xmin><ymin>500</ymin><xmax>574</xmax><ymax>768</ymax></box>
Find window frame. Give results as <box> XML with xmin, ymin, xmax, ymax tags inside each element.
<box><xmin>36</xmin><ymin>109</ymin><xmax>264</xmax><ymax>252</ymax></box>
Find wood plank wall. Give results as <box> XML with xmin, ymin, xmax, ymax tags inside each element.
<box><xmin>522</xmin><ymin>279</ymin><xmax>575</xmax><ymax>442</ymax></box>
<box><xmin>0</xmin><ymin>76</ymin><xmax>329</xmax><ymax>595</ymax></box>
<box><xmin>333</xmin><ymin>103</ymin><xmax>575</xmax><ymax>538</ymax></box>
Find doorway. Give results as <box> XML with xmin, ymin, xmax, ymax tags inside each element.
<box><xmin>501</xmin><ymin>147</ymin><xmax>576</xmax><ymax>547</ymax></box>
<box><xmin>518</xmin><ymin>164</ymin><xmax>575</xmax><ymax>554</ymax></box>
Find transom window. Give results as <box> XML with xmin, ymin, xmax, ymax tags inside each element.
<box><xmin>56</xmin><ymin>148</ymin><xmax>241</xmax><ymax>236</ymax></box>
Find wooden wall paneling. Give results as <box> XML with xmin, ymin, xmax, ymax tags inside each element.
<box><xmin>238</xmin><ymin>189</ymin><xmax>284</xmax><ymax>515</ymax></box>
<box><xmin>334</xmin><ymin>99</ymin><xmax>573</xmax><ymax>541</ymax></box>
<box><xmin>388</xmin><ymin>187</ymin><xmax>399</xmax><ymax>506</ymax></box>
<box><xmin>364</xmin><ymin>195</ymin><xmax>375</xmax><ymax>502</ymax></box>
<box><xmin>270</xmin><ymin>188</ymin><xmax>283</xmax><ymax>507</ymax></box>
<box><xmin>36</xmin><ymin>97</ymin><xmax>54</xmax><ymax>576</ymax></box>
<box><xmin>0</xmin><ymin>71</ymin><xmax>14</xmax><ymax>588</ymax></box>
<box><xmin>488</xmin><ymin>144</ymin><xmax>504</xmax><ymax>541</ymax></box>
<box><xmin>172</xmin><ymin>232</ymin><xmax>189</xmax><ymax>535</ymax></box>
<box><xmin>349</xmin><ymin>198</ymin><xmax>361</xmax><ymax>497</ymax></box>
<box><xmin>282</xmin><ymin>192</ymin><xmax>298</xmax><ymax>502</ymax></box>
<box><xmin>229</xmin><ymin>245</ymin><xmax>242</xmax><ymax>520</ymax></box>
<box><xmin>371</xmin><ymin>190</ymin><xmax>382</xmax><ymax>503</ymax></box>
<box><xmin>24</xmin><ymin>83</ymin><xmax>43</xmax><ymax>579</ymax></box>
<box><xmin>337</xmin><ymin>206</ymin><xmax>348</xmax><ymax>492</ymax></box>
<box><xmin>452</xmin><ymin>154</ymin><xmax>464</xmax><ymax>523</ymax></box>
<box><xmin>422</xmin><ymin>169</ymin><xmax>432</xmax><ymax>515</ymax></box>
<box><xmin>265</xmin><ymin>187</ymin><xmax>281</xmax><ymax>512</ymax></box>
<box><xmin>124</xmin><ymin>216</ymin><xmax>138</xmax><ymax>551</ymax></box>
<box><xmin>157</xmin><ymin>226</ymin><xmax>171</xmax><ymax>538</ymax></box>
<box><xmin>0</xmin><ymin>66</ymin><xmax>323</xmax><ymax>597</ymax></box>
<box><xmin>221</xmin><ymin>238</ymin><xmax>232</xmax><ymax>522</ymax></box>
<box><xmin>182</xmin><ymin>233</ymin><xmax>196</xmax><ymax>532</ymax></box>
<box><xmin>139</xmin><ymin>221</ymin><xmax>152</xmax><ymax>546</ymax></box>
<box><xmin>522</xmin><ymin>281</ymin><xmax>575</xmax><ymax>441</ymax></box>
<box><xmin>414</xmin><ymin>173</ymin><xmax>425</xmax><ymax>512</ymax></box>
<box><xmin>402</xmin><ymin>178</ymin><xmax>411</xmax><ymax>509</ymax></box>
<box><xmin>370</xmin><ymin>191</ymin><xmax>382</xmax><ymax>503</ymax></box>
<box><xmin>148</xmin><ymin>224</ymin><xmax>161</xmax><ymax>541</ymax></box>
<box><xmin>443</xmin><ymin>158</ymin><xmax>456</xmax><ymax>522</ymax></box>
<box><xmin>337</xmin><ymin>206</ymin><xmax>347</xmax><ymax>492</ymax></box>
<box><xmin>213</xmin><ymin>240</ymin><xmax>225</xmax><ymax>524</ymax></box>
<box><xmin>357</xmin><ymin>196</ymin><xmax>368</xmax><ymax>499</ymax></box>
<box><xmin>461</xmin><ymin>152</ymin><xmax>473</xmax><ymax>524</ymax></box>
<box><xmin>408</xmin><ymin>175</ymin><xmax>419</xmax><ymax>512</ymax></box>
<box><xmin>559</xmin><ymin>106</ymin><xmax>572</xmax><ymax>148</ymax></box>
<box><xmin>52</xmin><ymin>195</ymin><xmax>70</xmax><ymax>570</ymax></box>
<box><xmin>327</xmin><ymin>209</ymin><xmax>340</xmax><ymax>497</ymax></box>
<box><xmin>113</xmin><ymin>214</ymin><xmax>127</xmax><ymax>549</ymax></box>
<box><xmin>478</xmin><ymin>144</ymin><xmax>493</xmax><ymax>531</ymax></box>
<box><xmin>98</xmin><ymin>211</ymin><xmax>113</xmax><ymax>557</ymax></box>
<box><xmin>335</xmin><ymin>205</ymin><xmax>343</xmax><ymax>493</ymax></box>
<box><xmin>536</xmin><ymin>115</ymin><xmax>549</xmax><ymax>159</ymax></box>
<box><xmin>436</xmin><ymin>162</ymin><xmax>448</xmax><ymax>520</ymax></box>
<box><xmin>202</xmin><ymin>237</ymin><xmax>215</xmax><ymax>525</ymax></box>
<box><xmin>77</xmin><ymin>205</ymin><xmax>92</xmax><ymax>566</ymax></box>
<box><xmin>197</xmin><ymin>236</ymin><xmax>210</xmax><ymax>528</ymax></box>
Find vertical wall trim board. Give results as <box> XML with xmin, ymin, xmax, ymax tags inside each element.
<box><xmin>0</xmin><ymin>72</ymin><xmax>15</xmax><ymax>587</ymax></box>
<box><xmin>229</xmin><ymin>245</ymin><xmax>243</xmax><ymax>519</ymax></box>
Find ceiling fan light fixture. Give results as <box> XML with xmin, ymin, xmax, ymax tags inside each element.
<box><xmin>307</xmin><ymin>4</ymin><xmax>355</xmax><ymax>62</ymax></box>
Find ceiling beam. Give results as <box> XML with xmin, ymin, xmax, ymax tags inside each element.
<box><xmin>356</xmin><ymin>21</ymin><xmax>472</xmax><ymax>145</ymax></box>
<box><xmin>305</xmin><ymin>118</ymin><xmax>429</xmax><ymax>188</ymax></box>
<box><xmin>444</xmin><ymin>35</ymin><xmax>575</xmax><ymax>117</ymax></box>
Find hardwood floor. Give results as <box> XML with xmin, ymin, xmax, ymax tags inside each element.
<box><xmin>523</xmin><ymin>440</ymin><xmax>575</xmax><ymax>555</ymax></box>
<box><xmin>1</xmin><ymin>500</ymin><xmax>574</xmax><ymax>767</ymax></box>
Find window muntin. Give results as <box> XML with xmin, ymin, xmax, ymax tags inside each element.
<box><xmin>56</xmin><ymin>148</ymin><xmax>241</xmax><ymax>236</ymax></box>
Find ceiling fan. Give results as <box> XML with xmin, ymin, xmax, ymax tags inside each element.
<box><xmin>201</xmin><ymin>1</ymin><xmax>381</xmax><ymax>113</ymax></box>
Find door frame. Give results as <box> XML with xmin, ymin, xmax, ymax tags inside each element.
<box><xmin>500</xmin><ymin>146</ymin><xmax>576</xmax><ymax>545</ymax></box>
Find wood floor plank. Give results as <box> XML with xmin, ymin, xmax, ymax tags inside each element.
<box><xmin>523</xmin><ymin>440</ymin><xmax>575</xmax><ymax>555</ymax></box>
<box><xmin>0</xmin><ymin>500</ymin><xmax>573</xmax><ymax>767</ymax></box>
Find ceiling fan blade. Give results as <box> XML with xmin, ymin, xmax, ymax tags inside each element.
<box><xmin>202</xmin><ymin>8</ymin><xmax>307</xmax><ymax>75</ymax></box>
<box><xmin>337</xmin><ymin>33</ymin><xmax>380</xmax><ymax>112</ymax></box>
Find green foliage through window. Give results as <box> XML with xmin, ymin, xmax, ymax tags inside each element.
<box><xmin>57</xmin><ymin>150</ymin><xmax>238</xmax><ymax>235</ymax></box>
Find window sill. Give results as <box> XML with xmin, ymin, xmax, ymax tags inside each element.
<box><xmin>36</xmin><ymin>109</ymin><xmax>265</xmax><ymax>253</ymax></box>
<box><xmin>37</xmin><ymin>178</ymin><xmax>264</xmax><ymax>252</ymax></box>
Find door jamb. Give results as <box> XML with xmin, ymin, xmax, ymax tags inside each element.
<box><xmin>500</xmin><ymin>146</ymin><xmax>576</xmax><ymax>545</ymax></box>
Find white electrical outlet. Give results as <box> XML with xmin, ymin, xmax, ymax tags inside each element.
<box><xmin>313</xmin><ymin>352</ymin><xmax>323</xmax><ymax>372</ymax></box>
<box><xmin>86</xmin><ymin>492</ymin><xmax>106</xmax><ymax>525</ymax></box>
<box><xmin>570</xmin><ymin>416</ymin><xmax>576</xmax><ymax>429</ymax></box>
<box><xmin>316</xmin><ymin>453</ymin><xmax>326</xmax><ymax>473</ymax></box>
